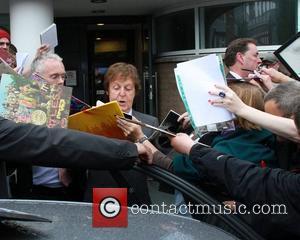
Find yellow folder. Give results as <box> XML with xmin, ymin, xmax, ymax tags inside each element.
<box><xmin>68</xmin><ymin>101</ymin><xmax>126</xmax><ymax>139</ymax></box>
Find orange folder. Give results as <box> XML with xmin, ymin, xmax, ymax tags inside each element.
<box><xmin>68</xmin><ymin>101</ymin><xmax>126</xmax><ymax>139</ymax></box>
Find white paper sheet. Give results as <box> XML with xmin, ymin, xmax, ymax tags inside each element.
<box><xmin>175</xmin><ymin>54</ymin><xmax>234</xmax><ymax>128</ymax></box>
<box><xmin>16</xmin><ymin>52</ymin><xmax>29</xmax><ymax>74</ymax></box>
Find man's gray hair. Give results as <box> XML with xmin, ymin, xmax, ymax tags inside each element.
<box><xmin>293</xmin><ymin>96</ymin><xmax>300</xmax><ymax>131</ymax></box>
<box><xmin>31</xmin><ymin>52</ymin><xmax>63</xmax><ymax>74</ymax></box>
<box><xmin>264</xmin><ymin>81</ymin><xmax>300</xmax><ymax>117</ymax></box>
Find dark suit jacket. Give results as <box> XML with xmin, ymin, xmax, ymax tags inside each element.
<box><xmin>132</xmin><ymin>109</ymin><xmax>159</xmax><ymax>136</ymax></box>
<box><xmin>226</xmin><ymin>71</ymin><xmax>236</xmax><ymax>80</ymax></box>
<box><xmin>0</xmin><ymin>117</ymin><xmax>139</xmax><ymax>198</ymax></box>
<box><xmin>85</xmin><ymin>110</ymin><xmax>159</xmax><ymax>205</ymax></box>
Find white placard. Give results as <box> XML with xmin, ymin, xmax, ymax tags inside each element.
<box><xmin>175</xmin><ymin>54</ymin><xmax>234</xmax><ymax>130</ymax></box>
<box><xmin>40</xmin><ymin>23</ymin><xmax>58</xmax><ymax>49</ymax></box>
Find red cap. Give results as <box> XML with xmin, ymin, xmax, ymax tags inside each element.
<box><xmin>0</xmin><ymin>29</ymin><xmax>10</xmax><ymax>40</ymax></box>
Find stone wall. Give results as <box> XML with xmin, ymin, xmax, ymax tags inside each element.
<box><xmin>155</xmin><ymin>62</ymin><xmax>186</xmax><ymax>121</ymax></box>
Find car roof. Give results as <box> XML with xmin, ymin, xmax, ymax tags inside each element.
<box><xmin>0</xmin><ymin>199</ymin><xmax>237</xmax><ymax>240</ymax></box>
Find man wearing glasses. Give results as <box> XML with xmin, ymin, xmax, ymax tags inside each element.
<box><xmin>14</xmin><ymin>53</ymin><xmax>74</xmax><ymax>201</ymax></box>
<box><xmin>0</xmin><ymin>28</ymin><xmax>10</xmax><ymax>52</ymax></box>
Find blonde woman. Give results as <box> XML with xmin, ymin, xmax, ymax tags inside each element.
<box><xmin>210</xmin><ymin>82</ymin><xmax>277</xmax><ymax>167</ymax></box>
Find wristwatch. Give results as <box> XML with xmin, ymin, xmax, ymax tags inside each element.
<box><xmin>137</xmin><ymin>136</ymin><xmax>148</xmax><ymax>143</ymax></box>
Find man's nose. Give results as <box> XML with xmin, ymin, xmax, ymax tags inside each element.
<box><xmin>257</xmin><ymin>57</ymin><xmax>262</xmax><ymax>64</ymax></box>
<box><xmin>57</xmin><ymin>76</ymin><xmax>65</xmax><ymax>85</ymax></box>
<box><xmin>119</xmin><ymin>88</ymin><xmax>126</xmax><ymax>96</ymax></box>
<box><xmin>58</xmin><ymin>79</ymin><xmax>65</xmax><ymax>85</ymax></box>
<box><xmin>2</xmin><ymin>44</ymin><xmax>9</xmax><ymax>50</ymax></box>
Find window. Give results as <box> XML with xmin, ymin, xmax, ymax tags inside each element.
<box><xmin>155</xmin><ymin>9</ymin><xmax>195</xmax><ymax>53</ymax></box>
<box><xmin>0</xmin><ymin>14</ymin><xmax>10</xmax><ymax>32</ymax></box>
<box><xmin>205</xmin><ymin>0</ymin><xmax>297</xmax><ymax>48</ymax></box>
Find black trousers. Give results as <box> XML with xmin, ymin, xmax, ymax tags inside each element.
<box><xmin>29</xmin><ymin>185</ymin><xmax>71</xmax><ymax>201</ymax></box>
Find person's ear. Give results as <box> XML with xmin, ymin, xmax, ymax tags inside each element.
<box><xmin>236</xmin><ymin>52</ymin><xmax>244</xmax><ymax>65</ymax></box>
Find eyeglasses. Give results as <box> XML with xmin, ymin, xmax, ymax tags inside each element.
<box><xmin>0</xmin><ymin>42</ymin><xmax>11</xmax><ymax>47</ymax></box>
<box><xmin>35</xmin><ymin>72</ymin><xmax>67</xmax><ymax>84</ymax></box>
<box><xmin>49</xmin><ymin>73</ymin><xmax>68</xmax><ymax>81</ymax></box>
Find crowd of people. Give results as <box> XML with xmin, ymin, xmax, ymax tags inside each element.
<box><xmin>0</xmin><ymin>28</ymin><xmax>152</xmax><ymax>200</ymax></box>
<box><xmin>1</xmin><ymin>27</ymin><xmax>300</xmax><ymax>239</ymax></box>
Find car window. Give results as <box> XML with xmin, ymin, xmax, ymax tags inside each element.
<box><xmin>135</xmin><ymin>165</ymin><xmax>265</xmax><ymax>240</ymax></box>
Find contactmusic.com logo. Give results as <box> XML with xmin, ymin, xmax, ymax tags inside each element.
<box><xmin>93</xmin><ymin>188</ymin><xmax>128</xmax><ymax>227</ymax></box>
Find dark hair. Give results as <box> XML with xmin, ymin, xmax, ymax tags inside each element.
<box><xmin>104</xmin><ymin>62</ymin><xmax>141</xmax><ymax>92</ymax></box>
<box><xmin>264</xmin><ymin>81</ymin><xmax>300</xmax><ymax>117</ymax></box>
<box><xmin>224</xmin><ymin>38</ymin><xmax>257</xmax><ymax>67</ymax></box>
<box><xmin>9</xmin><ymin>44</ymin><xmax>17</xmax><ymax>55</ymax></box>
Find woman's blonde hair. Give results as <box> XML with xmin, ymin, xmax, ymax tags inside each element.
<box><xmin>229</xmin><ymin>82</ymin><xmax>265</xmax><ymax>130</ymax></box>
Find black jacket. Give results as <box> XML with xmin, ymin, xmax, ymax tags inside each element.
<box><xmin>84</xmin><ymin>110</ymin><xmax>159</xmax><ymax>205</ymax></box>
<box><xmin>0</xmin><ymin>117</ymin><xmax>138</xmax><ymax>198</ymax></box>
<box><xmin>190</xmin><ymin>143</ymin><xmax>300</xmax><ymax>239</ymax></box>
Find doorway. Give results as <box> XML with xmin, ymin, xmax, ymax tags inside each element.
<box><xmin>87</xmin><ymin>26</ymin><xmax>139</xmax><ymax>107</ymax></box>
<box><xmin>56</xmin><ymin>18</ymin><xmax>156</xmax><ymax>116</ymax></box>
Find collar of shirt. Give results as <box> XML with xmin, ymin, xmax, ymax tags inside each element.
<box><xmin>126</xmin><ymin>109</ymin><xmax>133</xmax><ymax>115</ymax></box>
<box><xmin>229</xmin><ymin>71</ymin><xmax>242</xmax><ymax>79</ymax></box>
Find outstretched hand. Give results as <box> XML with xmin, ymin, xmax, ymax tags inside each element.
<box><xmin>260</xmin><ymin>67</ymin><xmax>293</xmax><ymax>83</ymax></box>
<box><xmin>177</xmin><ymin>112</ymin><xmax>191</xmax><ymax>129</ymax></box>
<box><xmin>135</xmin><ymin>142</ymin><xmax>153</xmax><ymax>164</ymax></box>
<box><xmin>36</xmin><ymin>44</ymin><xmax>50</xmax><ymax>58</ymax></box>
<box><xmin>20</xmin><ymin>44</ymin><xmax>51</xmax><ymax>78</ymax></box>
<box><xmin>116</xmin><ymin>116</ymin><xmax>144</xmax><ymax>142</ymax></box>
<box><xmin>170</xmin><ymin>133</ymin><xmax>195</xmax><ymax>155</ymax></box>
<box><xmin>248</xmin><ymin>70</ymin><xmax>273</xmax><ymax>91</ymax></box>
<box><xmin>208</xmin><ymin>84</ymin><xmax>246</xmax><ymax>115</ymax></box>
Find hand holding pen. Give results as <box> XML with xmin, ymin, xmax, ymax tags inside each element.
<box><xmin>260</xmin><ymin>67</ymin><xmax>294</xmax><ymax>83</ymax></box>
<box><xmin>241</xmin><ymin>68</ymin><xmax>273</xmax><ymax>92</ymax></box>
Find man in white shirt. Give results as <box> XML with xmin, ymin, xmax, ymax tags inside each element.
<box><xmin>223</xmin><ymin>38</ymin><xmax>262</xmax><ymax>80</ymax></box>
